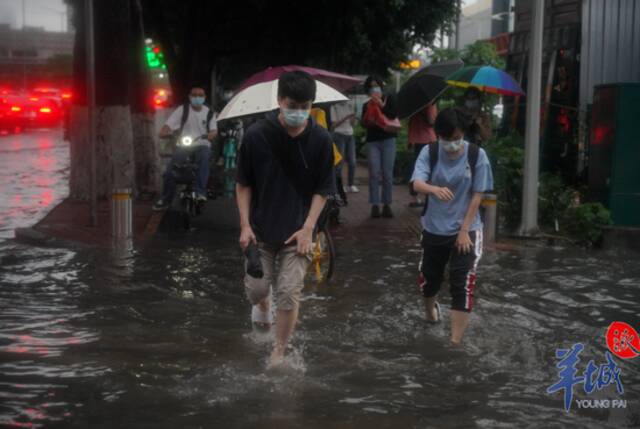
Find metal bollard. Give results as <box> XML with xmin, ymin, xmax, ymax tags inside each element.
<box><xmin>481</xmin><ymin>193</ymin><xmax>498</xmax><ymax>244</ymax></box>
<box><xmin>111</xmin><ymin>188</ymin><xmax>133</xmax><ymax>239</ymax></box>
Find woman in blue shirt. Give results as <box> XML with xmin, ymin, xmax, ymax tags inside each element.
<box><xmin>411</xmin><ymin>108</ymin><xmax>494</xmax><ymax>345</ymax></box>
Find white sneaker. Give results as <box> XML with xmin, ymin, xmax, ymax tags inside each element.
<box><xmin>343</xmin><ymin>186</ymin><xmax>350</xmax><ymax>194</ymax></box>
<box><xmin>251</xmin><ymin>305</ymin><xmax>273</xmax><ymax>325</ymax></box>
<box><xmin>350</xmin><ymin>185</ymin><xmax>360</xmax><ymax>193</ymax></box>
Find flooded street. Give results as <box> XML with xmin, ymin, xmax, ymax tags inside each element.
<box><xmin>1</xmin><ymin>130</ymin><xmax>639</xmax><ymax>428</ymax></box>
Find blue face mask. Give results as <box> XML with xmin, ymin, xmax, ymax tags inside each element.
<box><xmin>370</xmin><ymin>86</ymin><xmax>382</xmax><ymax>95</ymax></box>
<box><xmin>440</xmin><ymin>137</ymin><xmax>464</xmax><ymax>153</ymax></box>
<box><xmin>282</xmin><ymin>108</ymin><xmax>310</xmax><ymax>127</ymax></box>
<box><xmin>190</xmin><ymin>96</ymin><xmax>205</xmax><ymax>107</ymax></box>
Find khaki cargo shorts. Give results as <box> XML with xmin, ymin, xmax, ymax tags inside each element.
<box><xmin>244</xmin><ymin>243</ymin><xmax>311</xmax><ymax>311</ymax></box>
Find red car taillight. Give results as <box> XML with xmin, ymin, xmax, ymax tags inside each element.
<box><xmin>11</xmin><ymin>106</ymin><xmax>21</xmax><ymax>112</ymax></box>
<box><xmin>39</xmin><ymin>107</ymin><xmax>52</xmax><ymax>113</ymax></box>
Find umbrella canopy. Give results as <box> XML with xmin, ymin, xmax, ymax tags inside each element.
<box><xmin>217</xmin><ymin>79</ymin><xmax>348</xmax><ymax>121</ymax></box>
<box><xmin>397</xmin><ymin>59</ymin><xmax>464</xmax><ymax>120</ymax></box>
<box><xmin>446</xmin><ymin>65</ymin><xmax>525</xmax><ymax>96</ymax></box>
<box><xmin>237</xmin><ymin>65</ymin><xmax>362</xmax><ymax>93</ymax></box>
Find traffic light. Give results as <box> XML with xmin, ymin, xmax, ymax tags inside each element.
<box><xmin>145</xmin><ymin>42</ymin><xmax>166</xmax><ymax>69</ymax></box>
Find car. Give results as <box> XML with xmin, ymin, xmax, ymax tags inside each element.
<box><xmin>18</xmin><ymin>93</ymin><xmax>63</xmax><ymax>129</ymax></box>
<box><xmin>0</xmin><ymin>93</ymin><xmax>25</xmax><ymax>133</ymax></box>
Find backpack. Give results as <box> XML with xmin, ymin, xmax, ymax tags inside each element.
<box><xmin>420</xmin><ymin>142</ymin><xmax>480</xmax><ymax>217</ymax></box>
<box><xmin>179</xmin><ymin>102</ymin><xmax>215</xmax><ymax>135</ymax></box>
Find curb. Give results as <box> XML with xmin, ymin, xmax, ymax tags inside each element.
<box><xmin>14</xmin><ymin>227</ymin><xmax>86</xmax><ymax>250</ymax></box>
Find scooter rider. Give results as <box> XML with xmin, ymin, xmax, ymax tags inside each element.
<box><xmin>153</xmin><ymin>86</ymin><xmax>217</xmax><ymax>211</ymax></box>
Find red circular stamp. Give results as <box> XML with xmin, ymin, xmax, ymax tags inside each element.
<box><xmin>606</xmin><ymin>321</ymin><xmax>639</xmax><ymax>359</ymax></box>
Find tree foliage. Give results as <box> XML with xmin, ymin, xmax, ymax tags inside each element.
<box><xmin>431</xmin><ymin>41</ymin><xmax>505</xmax><ymax>69</ymax></box>
<box><xmin>140</xmin><ymin>0</ymin><xmax>458</xmax><ymax>99</ymax></box>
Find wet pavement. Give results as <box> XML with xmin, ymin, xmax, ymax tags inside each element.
<box><xmin>1</xmin><ymin>129</ymin><xmax>639</xmax><ymax>428</ymax></box>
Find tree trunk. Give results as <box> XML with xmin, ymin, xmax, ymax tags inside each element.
<box><xmin>69</xmin><ymin>0</ymin><xmax>160</xmax><ymax>200</ymax></box>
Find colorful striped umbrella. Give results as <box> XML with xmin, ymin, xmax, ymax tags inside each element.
<box><xmin>446</xmin><ymin>65</ymin><xmax>525</xmax><ymax>96</ymax></box>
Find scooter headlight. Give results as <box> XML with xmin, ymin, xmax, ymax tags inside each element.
<box><xmin>181</xmin><ymin>136</ymin><xmax>193</xmax><ymax>146</ymax></box>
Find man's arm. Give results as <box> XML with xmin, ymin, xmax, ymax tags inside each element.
<box><xmin>285</xmin><ymin>194</ymin><xmax>327</xmax><ymax>255</ymax></box>
<box><xmin>304</xmin><ymin>194</ymin><xmax>327</xmax><ymax>230</ymax></box>
<box><xmin>160</xmin><ymin>106</ymin><xmax>183</xmax><ymax>139</ymax></box>
<box><xmin>159</xmin><ymin>124</ymin><xmax>173</xmax><ymax>138</ymax></box>
<box><xmin>236</xmin><ymin>183</ymin><xmax>255</xmax><ymax>250</ymax></box>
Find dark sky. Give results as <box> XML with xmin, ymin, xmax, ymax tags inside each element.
<box><xmin>0</xmin><ymin>0</ymin><xmax>69</xmax><ymax>32</ymax></box>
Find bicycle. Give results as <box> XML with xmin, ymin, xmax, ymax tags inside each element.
<box><xmin>306</xmin><ymin>195</ymin><xmax>340</xmax><ymax>284</ymax></box>
<box><xmin>170</xmin><ymin>134</ymin><xmax>207</xmax><ymax>230</ymax></box>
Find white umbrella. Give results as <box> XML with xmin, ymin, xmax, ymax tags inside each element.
<box><xmin>217</xmin><ymin>79</ymin><xmax>348</xmax><ymax>121</ymax></box>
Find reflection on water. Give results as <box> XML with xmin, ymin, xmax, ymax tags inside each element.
<box><xmin>0</xmin><ymin>129</ymin><xmax>69</xmax><ymax>239</ymax></box>
<box><xmin>1</xmin><ymin>130</ymin><xmax>639</xmax><ymax>428</ymax></box>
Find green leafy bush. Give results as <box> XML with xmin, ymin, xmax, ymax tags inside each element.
<box><xmin>539</xmin><ymin>173</ymin><xmax>578</xmax><ymax>231</ymax></box>
<box><xmin>483</xmin><ymin>133</ymin><xmax>525</xmax><ymax>229</ymax></box>
<box><xmin>564</xmin><ymin>203</ymin><xmax>612</xmax><ymax>245</ymax></box>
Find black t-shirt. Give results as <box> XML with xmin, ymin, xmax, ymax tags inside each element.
<box><xmin>236</xmin><ymin>110</ymin><xmax>334</xmax><ymax>246</ymax></box>
<box><xmin>362</xmin><ymin>94</ymin><xmax>399</xmax><ymax>142</ymax></box>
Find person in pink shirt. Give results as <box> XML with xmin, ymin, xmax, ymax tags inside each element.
<box><xmin>408</xmin><ymin>103</ymin><xmax>438</xmax><ymax>207</ymax></box>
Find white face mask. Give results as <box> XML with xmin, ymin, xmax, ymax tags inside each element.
<box><xmin>440</xmin><ymin>137</ymin><xmax>464</xmax><ymax>153</ymax></box>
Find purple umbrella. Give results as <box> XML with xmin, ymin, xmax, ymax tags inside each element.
<box><xmin>236</xmin><ymin>65</ymin><xmax>362</xmax><ymax>93</ymax></box>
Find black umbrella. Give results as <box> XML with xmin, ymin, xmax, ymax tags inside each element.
<box><xmin>397</xmin><ymin>59</ymin><xmax>464</xmax><ymax>120</ymax></box>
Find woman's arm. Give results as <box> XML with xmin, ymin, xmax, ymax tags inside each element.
<box><xmin>412</xmin><ymin>179</ymin><xmax>454</xmax><ymax>201</ymax></box>
<box><xmin>456</xmin><ymin>192</ymin><xmax>483</xmax><ymax>254</ymax></box>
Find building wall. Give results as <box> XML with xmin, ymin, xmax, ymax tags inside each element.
<box><xmin>579</xmin><ymin>0</ymin><xmax>640</xmax><ymax>111</ymax></box>
<box><xmin>458</xmin><ymin>3</ymin><xmax>494</xmax><ymax>49</ymax></box>
<box><xmin>0</xmin><ymin>24</ymin><xmax>73</xmax><ymax>65</ymax></box>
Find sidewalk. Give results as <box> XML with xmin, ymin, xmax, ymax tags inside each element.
<box><xmin>14</xmin><ymin>198</ymin><xmax>162</xmax><ymax>248</ymax></box>
<box><xmin>15</xmin><ymin>162</ymin><xmax>511</xmax><ymax>250</ymax></box>
<box><xmin>334</xmin><ymin>162</ymin><xmax>424</xmax><ymax>240</ymax></box>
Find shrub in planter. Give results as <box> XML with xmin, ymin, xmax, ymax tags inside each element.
<box><xmin>539</xmin><ymin>173</ymin><xmax>579</xmax><ymax>232</ymax></box>
<box><xmin>563</xmin><ymin>203</ymin><xmax>612</xmax><ymax>246</ymax></box>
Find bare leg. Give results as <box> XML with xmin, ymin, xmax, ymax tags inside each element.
<box><xmin>450</xmin><ymin>310</ymin><xmax>470</xmax><ymax>344</ymax></box>
<box><xmin>423</xmin><ymin>296</ymin><xmax>438</xmax><ymax>321</ymax></box>
<box><xmin>269</xmin><ymin>306</ymin><xmax>299</xmax><ymax>366</ymax></box>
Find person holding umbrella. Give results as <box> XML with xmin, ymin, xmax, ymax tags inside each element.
<box><xmin>458</xmin><ymin>87</ymin><xmax>493</xmax><ymax>146</ymax></box>
<box><xmin>361</xmin><ymin>76</ymin><xmax>400</xmax><ymax>218</ymax></box>
<box><xmin>445</xmin><ymin>65</ymin><xmax>526</xmax><ymax>146</ymax></box>
<box><xmin>235</xmin><ymin>71</ymin><xmax>334</xmax><ymax>368</ymax></box>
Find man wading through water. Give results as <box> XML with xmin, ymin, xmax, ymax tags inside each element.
<box><xmin>236</xmin><ymin>71</ymin><xmax>334</xmax><ymax>367</ymax></box>
<box><xmin>411</xmin><ymin>108</ymin><xmax>493</xmax><ymax>344</ymax></box>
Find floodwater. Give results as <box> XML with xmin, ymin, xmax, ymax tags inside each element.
<box><xmin>0</xmin><ymin>129</ymin><xmax>639</xmax><ymax>428</ymax></box>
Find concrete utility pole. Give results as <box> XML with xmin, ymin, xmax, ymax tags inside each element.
<box><xmin>86</xmin><ymin>0</ymin><xmax>97</xmax><ymax>227</ymax></box>
<box><xmin>519</xmin><ymin>0</ymin><xmax>545</xmax><ymax>236</ymax></box>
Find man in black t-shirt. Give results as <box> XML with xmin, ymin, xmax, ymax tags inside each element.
<box><xmin>236</xmin><ymin>71</ymin><xmax>334</xmax><ymax>368</ymax></box>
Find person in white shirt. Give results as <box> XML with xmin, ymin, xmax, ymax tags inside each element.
<box><xmin>153</xmin><ymin>86</ymin><xmax>218</xmax><ymax>211</ymax></box>
<box><xmin>330</xmin><ymin>99</ymin><xmax>359</xmax><ymax>193</ymax></box>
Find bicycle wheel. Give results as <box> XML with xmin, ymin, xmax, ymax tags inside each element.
<box><xmin>306</xmin><ymin>225</ymin><xmax>335</xmax><ymax>283</ymax></box>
